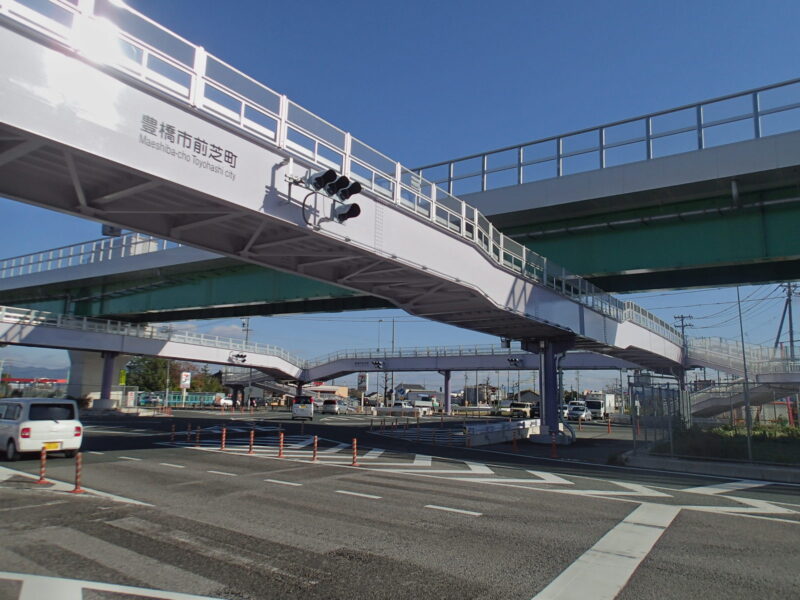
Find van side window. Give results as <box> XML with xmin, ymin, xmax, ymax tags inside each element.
<box><xmin>5</xmin><ymin>404</ymin><xmax>21</xmax><ymax>420</ymax></box>
<box><xmin>0</xmin><ymin>404</ymin><xmax>7</xmax><ymax>419</ymax></box>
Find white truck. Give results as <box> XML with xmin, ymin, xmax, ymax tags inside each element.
<box><xmin>584</xmin><ymin>393</ymin><xmax>615</xmax><ymax>420</ymax></box>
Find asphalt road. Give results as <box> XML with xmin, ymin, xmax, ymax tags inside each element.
<box><xmin>0</xmin><ymin>412</ymin><xmax>797</xmax><ymax>600</ymax></box>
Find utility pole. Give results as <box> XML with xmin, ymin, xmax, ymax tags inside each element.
<box><xmin>241</xmin><ymin>318</ymin><xmax>252</xmax><ymax>406</ymax></box>
<box><xmin>775</xmin><ymin>282</ymin><xmax>797</xmax><ymax>360</ymax></box>
<box><xmin>673</xmin><ymin>314</ymin><xmax>694</xmax><ymax>347</ymax></box>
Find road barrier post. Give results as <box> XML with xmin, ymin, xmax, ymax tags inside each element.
<box><xmin>312</xmin><ymin>435</ymin><xmax>318</xmax><ymax>462</ymax></box>
<box><xmin>578</xmin><ymin>417</ymin><xmax>583</xmax><ymax>432</ymax></box>
<box><xmin>607</xmin><ymin>418</ymin><xmax>612</xmax><ymax>434</ymax></box>
<box><xmin>248</xmin><ymin>429</ymin><xmax>254</xmax><ymax>455</ymax></box>
<box><xmin>170</xmin><ymin>423</ymin><xmax>175</xmax><ymax>443</ymax></box>
<box><xmin>370</xmin><ymin>419</ymin><xmax>373</xmax><ymax>431</ymax></box>
<box><xmin>186</xmin><ymin>423</ymin><xmax>192</xmax><ymax>443</ymax></box>
<box><xmin>36</xmin><ymin>446</ymin><xmax>48</xmax><ymax>485</ymax></box>
<box><xmin>220</xmin><ymin>426</ymin><xmax>227</xmax><ymax>451</ymax></box>
<box><xmin>351</xmin><ymin>438</ymin><xmax>359</xmax><ymax>466</ymax></box>
<box><xmin>278</xmin><ymin>431</ymin><xmax>285</xmax><ymax>458</ymax></box>
<box><xmin>195</xmin><ymin>429</ymin><xmax>200</xmax><ymax>447</ymax></box>
<box><xmin>69</xmin><ymin>452</ymin><xmax>85</xmax><ymax>494</ymax></box>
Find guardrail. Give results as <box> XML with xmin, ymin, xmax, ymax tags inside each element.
<box><xmin>415</xmin><ymin>79</ymin><xmax>800</xmax><ymax>195</ymax></box>
<box><xmin>0</xmin><ymin>0</ymin><xmax>683</xmax><ymax>346</ymax></box>
<box><xmin>0</xmin><ymin>233</ymin><xmax>178</xmax><ymax>279</ymax></box>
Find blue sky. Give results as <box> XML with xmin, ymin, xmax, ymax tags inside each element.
<box><xmin>2</xmin><ymin>0</ymin><xmax>797</xmax><ymax>392</ymax></box>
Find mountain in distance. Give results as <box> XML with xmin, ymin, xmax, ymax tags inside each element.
<box><xmin>2</xmin><ymin>365</ymin><xmax>69</xmax><ymax>380</ymax></box>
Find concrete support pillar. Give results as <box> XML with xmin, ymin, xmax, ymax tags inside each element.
<box><xmin>67</xmin><ymin>350</ymin><xmax>129</xmax><ymax>407</ymax></box>
<box><xmin>525</xmin><ymin>338</ymin><xmax>574</xmax><ymax>442</ymax></box>
<box><xmin>295</xmin><ymin>382</ymin><xmax>303</xmax><ymax>397</ymax></box>
<box><xmin>441</xmin><ymin>370</ymin><xmax>451</xmax><ymax>415</ymax></box>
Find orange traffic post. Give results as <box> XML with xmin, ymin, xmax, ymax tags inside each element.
<box><xmin>278</xmin><ymin>431</ymin><xmax>285</xmax><ymax>458</ymax></box>
<box><xmin>186</xmin><ymin>423</ymin><xmax>192</xmax><ymax>443</ymax></box>
<box><xmin>36</xmin><ymin>447</ymin><xmax>48</xmax><ymax>485</ymax></box>
<box><xmin>351</xmin><ymin>438</ymin><xmax>359</xmax><ymax>466</ymax></box>
<box><xmin>248</xmin><ymin>428</ymin><xmax>255</xmax><ymax>455</ymax></box>
<box><xmin>170</xmin><ymin>423</ymin><xmax>175</xmax><ymax>443</ymax></box>
<box><xmin>578</xmin><ymin>417</ymin><xmax>583</xmax><ymax>432</ymax></box>
<box><xmin>220</xmin><ymin>426</ymin><xmax>227</xmax><ymax>451</ymax></box>
<box><xmin>69</xmin><ymin>452</ymin><xmax>85</xmax><ymax>494</ymax></box>
<box><xmin>312</xmin><ymin>435</ymin><xmax>318</xmax><ymax>462</ymax></box>
<box><xmin>195</xmin><ymin>429</ymin><xmax>200</xmax><ymax>447</ymax></box>
<box><xmin>607</xmin><ymin>418</ymin><xmax>612</xmax><ymax>434</ymax></box>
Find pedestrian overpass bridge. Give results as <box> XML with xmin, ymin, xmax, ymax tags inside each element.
<box><xmin>0</xmin><ymin>304</ymin><xmax>796</xmax><ymax>418</ymax></box>
<box><xmin>0</xmin><ymin>0</ymin><xmax>795</xmax><ymax>432</ymax></box>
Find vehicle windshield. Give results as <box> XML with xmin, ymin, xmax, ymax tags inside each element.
<box><xmin>29</xmin><ymin>403</ymin><xmax>75</xmax><ymax>421</ymax></box>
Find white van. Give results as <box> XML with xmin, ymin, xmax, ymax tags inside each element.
<box><xmin>291</xmin><ymin>395</ymin><xmax>314</xmax><ymax>420</ymax></box>
<box><xmin>0</xmin><ymin>398</ymin><xmax>83</xmax><ymax>460</ymax></box>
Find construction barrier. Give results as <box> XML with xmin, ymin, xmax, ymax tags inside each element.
<box><xmin>36</xmin><ymin>446</ymin><xmax>48</xmax><ymax>485</ymax></box>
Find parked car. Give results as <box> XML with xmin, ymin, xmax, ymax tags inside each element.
<box><xmin>321</xmin><ymin>399</ymin><xmax>340</xmax><ymax>414</ymax></box>
<box><xmin>291</xmin><ymin>395</ymin><xmax>314</xmax><ymax>420</ymax></box>
<box><xmin>510</xmin><ymin>401</ymin><xmax>537</xmax><ymax>418</ymax></box>
<box><xmin>212</xmin><ymin>395</ymin><xmax>233</xmax><ymax>407</ymax></box>
<box><xmin>0</xmin><ymin>398</ymin><xmax>83</xmax><ymax>460</ymax></box>
<box><xmin>139</xmin><ymin>392</ymin><xmax>163</xmax><ymax>406</ymax></box>
<box><xmin>568</xmin><ymin>403</ymin><xmax>592</xmax><ymax>421</ymax></box>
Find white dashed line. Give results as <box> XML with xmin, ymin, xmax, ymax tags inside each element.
<box><xmin>265</xmin><ymin>479</ymin><xmax>302</xmax><ymax>486</ymax></box>
<box><xmin>424</xmin><ymin>504</ymin><xmax>482</xmax><ymax>517</ymax></box>
<box><xmin>159</xmin><ymin>463</ymin><xmax>185</xmax><ymax>469</ymax></box>
<box><xmin>207</xmin><ymin>470</ymin><xmax>237</xmax><ymax>477</ymax></box>
<box><xmin>88</xmin><ymin>451</ymin><xmax>104</xmax><ymax>455</ymax></box>
<box><xmin>335</xmin><ymin>490</ymin><xmax>382</xmax><ymax>499</ymax></box>
<box><xmin>119</xmin><ymin>456</ymin><xmax>141</xmax><ymax>461</ymax></box>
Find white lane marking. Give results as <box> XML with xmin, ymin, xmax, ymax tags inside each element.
<box><xmin>335</xmin><ymin>490</ymin><xmax>382</xmax><ymax>499</ymax></box>
<box><xmin>526</xmin><ymin>470</ymin><xmax>574</xmax><ymax>485</ymax></box>
<box><xmin>119</xmin><ymin>456</ymin><xmax>141</xmax><ymax>461</ymax></box>
<box><xmin>466</xmin><ymin>461</ymin><xmax>494</xmax><ymax>474</ymax></box>
<box><xmin>4</xmin><ymin>570</ymin><xmax>231</xmax><ymax>600</ymax></box>
<box><xmin>159</xmin><ymin>463</ymin><xmax>185</xmax><ymax>469</ymax></box>
<box><xmin>0</xmin><ymin>501</ymin><xmax>67</xmax><ymax>512</ymax></box>
<box><xmin>265</xmin><ymin>479</ymin><xmax>302</xmax><ymax>487</ymax></box>
<box><xmin>683</xmin><ymin>480</ymin><xmax>766</xmax><ymax>495</ymax></box>
<box><xmin>532</xmin><ymin>503</ymin><xmax>680</xmax><ymax>600</ymax></box>
<box><xmin>0</xmin><ymin>466</ymin><xmax>152</xmax><ymax>506</ymax></box>
<box><xmin>364</xmin><ymin>448</ymin><xmax>384</xmax><ymax>458</ymax></box>
<box><xmin>321</xmin><ymin>442</ymin><xmax>349</xmax><ymax>453</ymax></box>
<box><xmin>413</xmin><ymin>454</ymin><xmax>432</xmax><ymax>466</ymax></box>
<box><xmin>424</xmin><ymin>504</ymin><xmax>482</xmax><ymax>517</ymax></box>
<box><xmin>207</xmin><ymin>470</ymin><xmax>237</xmax><ymax>477</ymax></box>
<box><xmin>88</xmin><ymin>451</ymin><xmax>104</xmax><ymax>455</ymax></box>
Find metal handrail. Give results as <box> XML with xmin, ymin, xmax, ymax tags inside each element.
<box><xmin>416</xmin><ymin>78</ymin><xmax>800</xmax><ymax>191</ymax></box>
<box><xmin>0</xmin><ymin>0</ymin><xmax>682</xmax><ymax>345</ymax></box>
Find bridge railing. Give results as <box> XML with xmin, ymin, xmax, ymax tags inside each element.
<box><xmin>0</xmin><ymin>0</ymin><xmax>681</xmax><ymax>346</ymax></box>
<box><xmin>0</xmin><ymin>234</ymin><xmax>176</xmax><ymax>279</ymax></box>
<box><xmin>415</xmin><ymin>80</ymin><xmax>800</xmax><ymax>196</ymax></box>
<box><xmin>306</xmin><ymin>342</ymin><xmax>527</xmax><ymax>367</ymax></box>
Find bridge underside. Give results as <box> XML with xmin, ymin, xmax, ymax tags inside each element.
<box><xmin>0</xmin><ymin>257</ymin><xmax>391</xmax><ymax>322</ymax></box>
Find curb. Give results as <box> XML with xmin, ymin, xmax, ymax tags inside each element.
<box><xmin>622</xmin><ymin>451</ymin><xmax>800</xmax><ymax>483</ymax></box>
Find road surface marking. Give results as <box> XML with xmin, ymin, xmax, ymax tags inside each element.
<box><xmin>207</xmin><ymin>470</ymin><xmax>236</xmax><ymax>476</ymax></box>
<box><xmin>119</xmin><ymin>456</ymin><xmax>141</xmax><ymax>461</ymax></box>
<box><xmin>0</xmin><ymin>466</ymin><xmax>152</xmax><ymax>506</ymax></box>
<box><xmin>683</xmin><ymin>480</ymin><xmax>766</xmax><ymax>495</ymax></box>
<box><xmin>532</xmin><ymin>502</ymin><xmax>680</xmax><ymax>600</ymax></box>
<box><xmin>364</xmin><ymin>448</ymin><xmax>384</xmax><ymax>458</ymax></box>
<box><xmin>526</xmin><ymin>470</ymin><xmax>574</xmax><ymax>485</ymax></box>
<box><xmin>335</xmin><ymin>490</ymin><xmax>382</xmax><ymax>499</ymax></box>
<box><xmin>424</xmin><ymin>504</ymin><xmax>482</xmax><ymax>517</ymax></box>
<box><xmin>88</xmin><ymin>451</ymin><xmax>104</xmax><ymax>455</ymax></box>
<box><xmin>413</xmin><ymin>454</ymin><xmax>432</xmax><ymax>466</ymax></box>
<box><xmin>322</xmin><ymin>442</ymin><xmax>349</xmax><ymax>453</ymax></box>
<box><xmin>265</xmin><ymin>479</ymin><xmax>302</xmax><ymax>486</ymax></box>
<box><xmin>0</xmin><ymin>501</ymin><xmax>66</xmax><ymax>512</ymax></box>
<box><xmin>159</xmin><ymin>463</ymin><xmax>185</xmax><ymax>469</ymax></box>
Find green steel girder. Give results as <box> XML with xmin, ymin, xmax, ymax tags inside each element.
<box><xmin>0</xmin><ymin>260</ymin><xmax>391</xmax><ymax>321</ymax></box>
<box><xmin>502</xmin><ymin>186</ymin><xmax>800</xmax><ymax>291</ymax></box>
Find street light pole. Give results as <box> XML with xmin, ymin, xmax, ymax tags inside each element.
<box><xmin>241</xmin><ymin>318</ymin><xmax>252</xmax><ymax>407</ymax></box>
<box><xmin>736</xmin><ymin>287</ymin><xmax>754</xmax><ymax>461</ymax></box>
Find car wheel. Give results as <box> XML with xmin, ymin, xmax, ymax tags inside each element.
<box><xmin>63</xmin><ymin>450</ymin><xmax>77</xmax><ymax>458</ymax></box>
<box><xmin>5</xmin><ymin>440</ymin><xmax>19</xmax><ymax>462</ymax></box>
